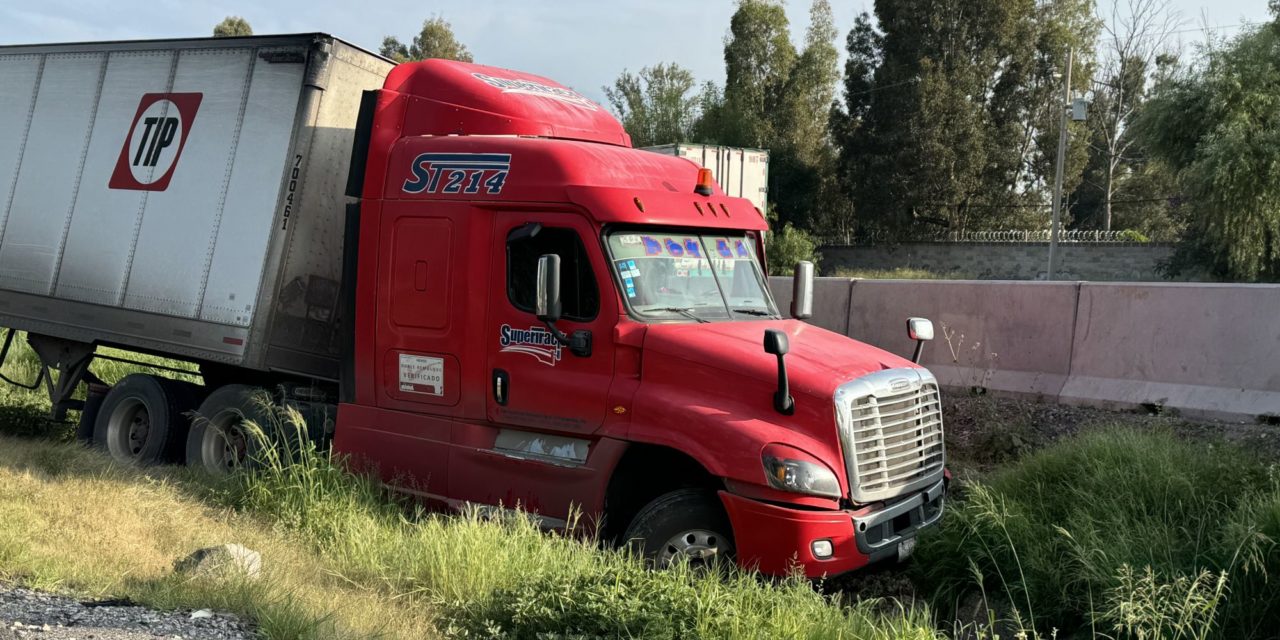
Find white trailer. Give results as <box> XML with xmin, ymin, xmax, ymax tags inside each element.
<box><xmin>642</xmin><ymin>144</ymin><xmax>769</xmax><ymax>215</ymax></box>
<box><xmin>0</xmin><ymin>34</ymin><xmax>393</xmax><ymax>397</ymax></box>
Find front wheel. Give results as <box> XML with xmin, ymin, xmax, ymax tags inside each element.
<box><xmin>622</xmin><ymin>489</ymin><xmax>735</xmax><ymax>569</ymax></box>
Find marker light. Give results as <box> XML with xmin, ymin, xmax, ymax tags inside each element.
<box><xmin>811</xmin><ymin>539</ymin><xmax>834</xmax><ymax>559</ymax></box>
<box><xmin>695</xmin><ymin>168</ymin><xmax>715</xmax><ymax>196</ymax></box>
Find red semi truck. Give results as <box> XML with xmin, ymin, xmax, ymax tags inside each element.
<box><xmin>0</xmin><ymin>34</ymin><xmax>945</xmax><ymax>577</ymax></box>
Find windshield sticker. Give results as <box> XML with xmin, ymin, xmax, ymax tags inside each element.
<box><xmin>714</xmin><ymin>238</ymin><xmax>751</xmax><ymax>258</ymax></box>
<box><xmin>403</xmin><ymin>153</ymin><xmax>511</xmax><ymax>196</ymax></box>
<box><xmin>499</xmin><ymin>324</ymin><xmax>563</xmax><ymax>366</ymax></box>
<box><xmin>638</xmin><ymin>236</ymin><xmax>705</xmax><ymax>257</ymax></box>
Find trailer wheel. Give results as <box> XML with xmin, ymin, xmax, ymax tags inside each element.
<box><xmin>95</xmin><ymin>374</ymin><xmax>198</xmax><ymax>465</ymax></box>
<box><xmin>622</xmin><ymin>489</ymin><xmax>735</xmax><ymax>569</ymax></box>
<box><xmin>186</xmin><ymin>384</ymin><xmax>273</xmax><ymax>476</ymax></box>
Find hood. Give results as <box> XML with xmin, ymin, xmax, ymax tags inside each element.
<box><xmin>643</xmin><ymin>319</ymin><xmax>917</xmax><ymax>401</ymax></box>
<box><xmin>628</xmin><ymin>319</ymin><xmax>921</xmax><ymax>495</ymax></box>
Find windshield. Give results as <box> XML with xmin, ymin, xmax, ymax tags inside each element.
<box><xmin>606</xmin><ymin>231</ymin><xmax>779</xmax><ymax>322</ymax></box>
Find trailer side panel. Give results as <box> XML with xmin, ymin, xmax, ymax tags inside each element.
<box><xmin>0</xmin><ymin>35</ymin><xmax>392</xmax><ymax>375</ymax></box>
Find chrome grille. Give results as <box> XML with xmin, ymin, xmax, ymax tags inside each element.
<box><xmin>834</xmin><ymin>369</ymin><xmax>945</xmax><ymax>503</ymax></box>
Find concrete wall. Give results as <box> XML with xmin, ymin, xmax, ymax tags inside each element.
<box><xmin>769</xmin><ymin>277</ymin><xmax>1280</xmax><ymax>422</ymax></box>
<box><xmin>821</xmin><ymin>243</ymin><xmax>1177</xmax><ymax>281</ymax></box>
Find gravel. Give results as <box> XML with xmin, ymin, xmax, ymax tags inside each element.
<box><xmin>0</xmin><ymin>586</ymin><xmax>254</xmax><ymax>640</ymax></box>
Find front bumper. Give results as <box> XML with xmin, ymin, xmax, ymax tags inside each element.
<box><xmin>718</xmin><ymin>478</ymin><xmax>945</xmax><ymax>578</ymax></box>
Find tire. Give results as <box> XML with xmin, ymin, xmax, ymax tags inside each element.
<box><xmin>622</xmin><ymin>489</ymin><xmax>735</xmax><ymax>568</ymax></box>
<box><xmin>94</xmin><ymin>374</ymin><xmax>199</xmax><ymax>465</ymax></box>
<box><xmin>185</xmin><ymin>384</ymin><xmax>273</xmax><ymax>476</ymax></box>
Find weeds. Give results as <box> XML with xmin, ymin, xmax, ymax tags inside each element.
<box><xmin>210</xmin><ymin>394</ymin><xmax>944</xmax><ymax>638</ymax></box>
<box><xmin>1100</xmin><ymin>565</ymin><xmax>1228</xmax><ymax>640</ymax></box>
<box><xmin>940</xmin><ymin>323</ymin><xmax>999</xmax><ymax>392</ymax></box>
<box><xmin>3</xmin><ymin>330</ymin><xmax>1280</xmax><ymax>639</ymax></box>
<box><xmin>913</xmin><ymin>429</ymin><xmax>1280</xmax><ymax>639</ymax></box>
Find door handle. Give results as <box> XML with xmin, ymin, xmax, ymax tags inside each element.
<box><xmin>493</xmin><ymin>369</ymin><xmax>509</xmax><ymax>405</ymax></box>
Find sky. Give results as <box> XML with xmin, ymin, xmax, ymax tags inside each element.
<box><xmin>0</xmin><ymin>0</ymin><xmax>1272</xmax><ymax>106</ymax></box>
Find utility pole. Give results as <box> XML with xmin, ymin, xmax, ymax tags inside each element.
<box><xmin>1047</xmin><ymin>48</ymin><xmax>1073</xmax><ymax>280</ymax></box>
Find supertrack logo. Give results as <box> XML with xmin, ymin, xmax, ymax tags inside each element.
<box><xmin>472</xmin><ymin>73</ymin><xmax>599</xmax><ymax>111</ymax></box>
<box><xmin>499</xmin><ymin>324</ymin><xmax>562</xmax><ymax>366</ymax></box>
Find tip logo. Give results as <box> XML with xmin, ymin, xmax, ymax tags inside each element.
<box><xmin>109</xmin><ymin>93</ymin><xmax>202</xmax><ymax>191</ymax></box>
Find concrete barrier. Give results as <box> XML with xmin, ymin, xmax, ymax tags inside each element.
<box><xmin>769</xmin><ymin>277</ymin><xmax>1280</xmax><ymax>422</ymax></box>
<box><xmin>1062</xmin><ymin>283</ymin><xmax>1280</xmax><ymax>421</ymax></box>
<box><xmin>847</xmin><ymin>280</ymin><xmax>1080</xmax><ymax>399</ymax></box>
<box><xmin>769</xmin><ymin>276</ymin><xmax>852</xmax><ymax>335</ymax></box>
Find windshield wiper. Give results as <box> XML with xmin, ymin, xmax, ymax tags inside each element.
<box><xmin>650</xmin><ymin>307</ymin><xmax>710</xmax><ymax>323</ymax></box>
<box><xmin>730</xmin><ymin>308</ymin><xmax>773</xmax><ymax>317</ymax></box>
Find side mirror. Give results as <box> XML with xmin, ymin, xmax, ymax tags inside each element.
<box><xmin>535</xmin><ymin>254</ymin><xmax>562</xmax><ymax>323</ymax></box>
<box><xmin>907</xmin><ymin>317</ymin><xmax>933</xmax><ymax>363</ymax></box>
<box><xmin>763</xmin><ymin>329</ymin><xmax>794</xmax><ymax>415</ymax></box>
<box><xmin>790</xmin><ymin>261</ymin><xmax>814</xmax><ymax>320</ymax></box>
<box><xmin>907</xmin><ymin>317</ymin><xmax>934</xmax><ymax>341</ymax></box>
<box><xmin>534</xmin><ymin>253</ymin><xmax>592</xmax><ymax>358</ymax></box>
<box><xmin>763</xmin><ymin>328</ymin><xmax>790</xmax><ymax>356</ymax></box>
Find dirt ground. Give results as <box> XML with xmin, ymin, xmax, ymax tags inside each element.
<box><xmin>941</xmin><ymin>391</ymin><xmax>1280</xmax><ymax>472</ymax></box>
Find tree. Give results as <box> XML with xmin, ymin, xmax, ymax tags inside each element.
<box><xmin>773</xmin><ymin>0</ymin><xmax>843</xmax><ymax>233</ymax></box>
<box><xmin>212</xmin><ymin>16</ymin><xmax>252</xmax><ymax>38</ymax></box>
<box><xmin>832</xmin><ymin>0</ymin><xmax>1098</xmax><ymax>237</ymax></box>
<box><xmin>719</xmin><ymin>0</ymin><xmax>797</xmax><ymax>148</ymax></box>
<box><xmin>1081</xmin><ymin>0</ymin><xmax>1181</xmax><ymax>231</ymax></box>
<box><xmin>699</xmin><ymin>0</ymin><xmax>842</xmax><ymax>232</ymax></box>
<box><xmin>1138</xmin><ymin>16</ymin><xmax>1280</xmax><ymax>281</ymax></box>
<box><xmin>766</xmin><ymin>223</ymin><xmax>822</xmax><ymax>275</ymax></box>
<box><xmin>381</xmin><ymin>17</ymin><xmax>473</xmax><ymax>63</ymax></box>
<box><xmin>603</xmin><ymin>63</ymin><xmax>699</xmax><ymax>148</ymax></box>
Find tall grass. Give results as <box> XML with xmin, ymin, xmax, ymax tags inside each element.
<box><xmin>5</xmin><ymin>331</ymin><xmax>1280</xmax><ymax>638</ymax></box>
<box><xmin>225</xmin><ymin>399</ymin><xmax>944</xmax><ymax>639</ymax></box>
<box><xmin>0</xmin><ymin>330</ymin><xmax>197</xmax><ymax>439</ymax></box>
<box><xmin>912</xmin><ymin>429</ymin><xmax>1280</xmax><ymax>639</ymax></box>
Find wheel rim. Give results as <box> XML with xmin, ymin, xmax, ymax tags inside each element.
<box><xmin>657</xmin><ymin>529</ymin><xmax>726</xmax><ymax>567</ymax></box>
<box><xmin>202</xmin><ymin>410</ymin><xmax>248</xmax><ymax>473</ymax></box>
<box><xmin>127</xmin><ymin>408</ymin><xmax>150</xmax><ymax>455</ymax></box>
<box><xmin>107</xmin><ymin>398</ymin><xmax>152</xmax><ymax>461</ymax></box>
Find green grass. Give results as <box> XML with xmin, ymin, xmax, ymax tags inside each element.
<box><xmin>223</xmin><ymin>401</ymin><xmax>943</xmax><ymax>639</ymax></box>
<box><xmin>0</xmin><ymin>356</ymin><xmax>942</xmax><ymax>639</ymax></box>
<box><xmin>4</xmin><ymin>333</ymin><xmax>1280</xmax><ymax>638</ymax></box>
<box><xmin>0</xmin><ymin>329</ymin><xmax>198</xmax><ymax>439</ymax></box>
<box><xmin>912</xmin><ymin>428</ymin><xmax>1280</xmax><ymax>639</ymax></box>
<box><xmin>823</xmin><ymin>267</ymin><xmax>969</xmax><ymax>279</ymax></box>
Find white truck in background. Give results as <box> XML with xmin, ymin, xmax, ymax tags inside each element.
<box><xmin>643</xmin><ymin>144</ymin><xmax>769</xmax><ymax>216</ymax></box>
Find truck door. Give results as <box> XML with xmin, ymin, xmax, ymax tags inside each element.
<box><xmin>449</xmin><ymin>212</ymin><xmax>615</xmax><ymax>519</ymax></box>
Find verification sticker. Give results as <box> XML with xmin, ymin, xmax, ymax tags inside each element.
<box><xmin>399</xmin><ymin>354</ymin><xmax>444</xmax><ymax>396</ymax></box>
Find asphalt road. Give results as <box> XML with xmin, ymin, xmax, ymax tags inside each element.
<box><xmin>0</xmin><ymin>586</ymin><xmax>253</xmax><ymax>640</ymax></box>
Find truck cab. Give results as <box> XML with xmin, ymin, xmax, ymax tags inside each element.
<box><xmin>336</xmin><ymin>59</ymin><xmax>946</xmax><ymax>577</ymax></box>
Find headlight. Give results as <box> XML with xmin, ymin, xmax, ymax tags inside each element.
<box><xmin>762</xmin><ymin>445</ymin><xmax>841</xmax><ymax>498</ymax></box>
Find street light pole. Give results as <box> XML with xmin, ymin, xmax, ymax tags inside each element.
<box><xmin>1047</xmin><ymin>48</ymin><xmax>1073</xmax><ymax>280</ymax></box>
